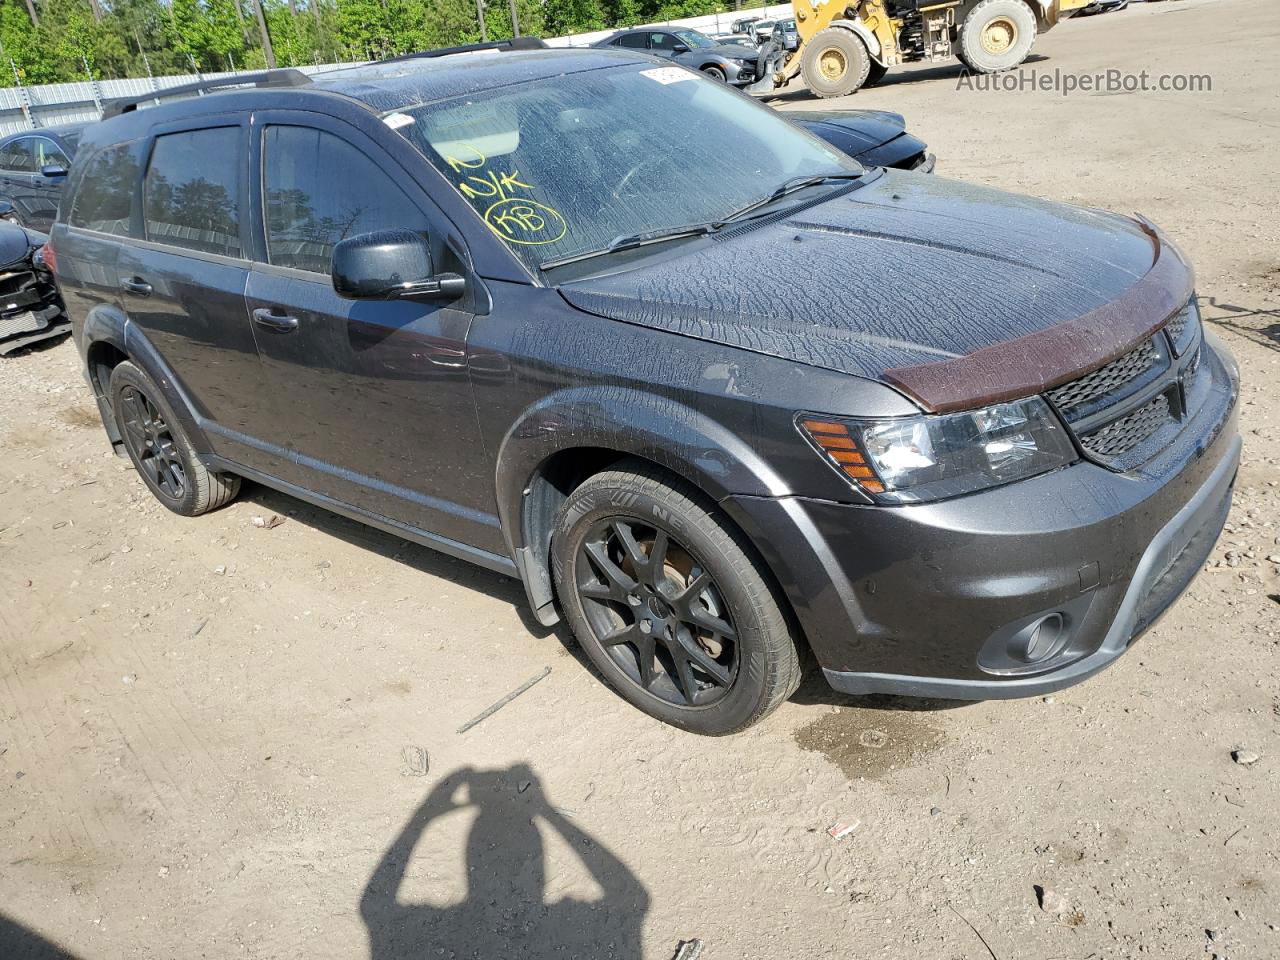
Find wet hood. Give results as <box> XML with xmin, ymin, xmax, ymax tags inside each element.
<box><xmin>559</xmin><ymin>170</ymin><xmax>1161</xmax><ymax>395</ymax></box>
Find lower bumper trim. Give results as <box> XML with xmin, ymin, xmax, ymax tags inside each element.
<box><xmin>823</xmin><ymin>432</ymin><xmax>1241</xmax><ymax>701</ymax></box>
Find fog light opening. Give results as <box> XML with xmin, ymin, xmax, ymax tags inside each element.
<box><xmin>1018</xmin><ymin>613</ymin><xmax>1065</xmax><ymax>663</ymax></box>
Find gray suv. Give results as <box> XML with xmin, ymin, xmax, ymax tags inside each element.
<box><xmin>50</xmin><ymin>41</ymin><xmax>1239</xmax><ymax>734</ymax></box>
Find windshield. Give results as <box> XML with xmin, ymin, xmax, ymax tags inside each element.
<box><xmin>674</xmin><ymin>30</ymin><xmax>715</xmax><ymax>48</ymax></box>
<box><xmin>395</xmin><ymin>64</ymin><xmax>860</xmax><ymax>273</ymax></box>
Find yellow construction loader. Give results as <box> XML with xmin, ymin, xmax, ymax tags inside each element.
<box><xmin>747</xmin><ymin>0</ymin><xmax>1090</xmax><ymax>98</ymax></box>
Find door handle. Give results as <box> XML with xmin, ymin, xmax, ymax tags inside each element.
<box><xmin>120</xmin><ymin>277</ymin><xmax>153</xmax><ymax>296</ymax></box>
<box><xmin>252</xmin><ymin>307</ymin><xmax>299</xmax><ymax>333</ymax></box>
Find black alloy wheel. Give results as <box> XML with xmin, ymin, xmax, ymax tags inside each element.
<box><xmin>577</xmin><ymin>516</ymin><xmax>738</xmax><ymax>707</ymax></box>
<box><xmin>119</xmin><ymin>384</ymin><xmax>188</xmax><ymax>502</ymax></box>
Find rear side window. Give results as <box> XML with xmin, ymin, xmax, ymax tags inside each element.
<box><xmin>143</xmin><ymin>127</ymin><xmax>242</xmax><ymax>258</ymax></box>
<box><xmin>617</xmin><ymin>33</ymin><xmax>647</xmax><ymax>49</ymax></box>
<box><xmin>1</xmin><ymin>138</ymin><xmax>36</xmax><ymax>172</ymax></box>
<box><xmin>69</xmin><ymin>143</ymin><xmax>141</xmax><ymax>235</ymax></box>
<box><xmin>262</xmin><ymin>126</ymin><xmax>428</xmax><ymax>274</ymax></box>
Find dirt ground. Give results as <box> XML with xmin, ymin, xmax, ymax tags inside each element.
<box><xmin>2</xmin><ymin>0</ymin><xmax>1278</xmax><ymax>956</ymax></box>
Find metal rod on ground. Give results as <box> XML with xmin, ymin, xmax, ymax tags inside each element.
<box><xmin>457</xmin><ymin>666</ymin><xmax>551</xmax><ymax>734</ymax></box>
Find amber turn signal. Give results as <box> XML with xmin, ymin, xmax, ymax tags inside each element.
<box><xmin>798</xmin><ymin>418</ymin><xmax>886</xmax><ymax>494</ymax></box>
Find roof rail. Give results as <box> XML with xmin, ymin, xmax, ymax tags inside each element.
<box><xmin>101</xmin><ymin>68</ymin><xmax>313</xmax><ymax>120</ymax></box>
<box><xmin>379</xmin><ymin>36</ymin><xmax>549</xmax><ymax>65</ymax></box>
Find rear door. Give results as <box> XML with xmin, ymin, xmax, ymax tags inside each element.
<box><xmin>241</xmin><ymin>113</ymin><xmax>494</xmax><ymax>549</ymax></box>
<box><xmin>115</xmin><ymin>121</ymin><xmax>270</xmax><ymax>470</ymax></box>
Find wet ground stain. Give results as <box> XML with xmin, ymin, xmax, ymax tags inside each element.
<box><xmin>793</xmin><ymin>705</ymin><xmax>946</xmax><ymax>780</ymax></box>
<box><xmin>58</xmin><ymin>405</ymin><xmax>102</xmax><ymax>429</ymax></box>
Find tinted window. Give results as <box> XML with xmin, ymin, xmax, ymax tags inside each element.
<box><xmin>69</xmin><ymin>143</ymin><xmax>141</xmax><ymax>235</ymax></box>
<box><xmin>617</xmin><ymin>33</ymin><xmax>647</xmax><ymax>49</ymax></box>
<box><xmin>144</xmin><ymin>127</ymin><xmax>242</xmax><ymax>257</ymax></box>
<box><xmin>1</xmin><ymin>138</ymin><xmax>36</xmax><ymax>172</ymax></box>
<box><xmin>263</xmin><ymin>126</ymin><xmax>428</xmax><ymax>274</ymax></box>
<box><xmin>649</xmin><ymin>32</ymin><xmax>679</xmax><ymax>51</ymax></box>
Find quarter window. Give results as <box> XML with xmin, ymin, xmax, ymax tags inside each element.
<box><xmin>262</xmin><ymin>125</ymin><xmax>427</xmax><ymax>274</ymax></box>
<box><xmin>69</xmin><ymin>143</ymin><xmax>141</xmax><ymax>235</ymax></box>
<box><xmin>143</xmin><ymin>127</ymin><xmax>242</xmax><ymax>257</ymax></box>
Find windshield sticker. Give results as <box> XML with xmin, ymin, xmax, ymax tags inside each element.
<box><xmin>382</xmin><ymin>112</ymin><xmax>416</xmax><ymax>130</ymax></box>
<box><xmin>639</xmin><ymin>67</ymin><xmax>695</xmax><ymax>85</ymax></box>
<box><xmin>442</xmin><ymin>142</ymin><xmax>568</xmax><ymax>246</ymax></box>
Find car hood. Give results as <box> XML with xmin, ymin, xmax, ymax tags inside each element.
<box><xmin>559</xmin><ymin>170</ymin><xmax>1161</xmax><ymax>395</ymax></box>
<box><xmin>0</xmin><ymin>224</ymin><xmax>37</xmax><ymax>270</ymax></box>
<box><xmin>795</xmin><ymin>110</ymin><xmax>908</xmax><ymax>151</ymax></box>
<box><xmin>685</xmin><ymin>44</ymin><xmax>759</xmax><ymax>60</ymax></box>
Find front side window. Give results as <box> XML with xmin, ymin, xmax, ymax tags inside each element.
<box><xmin>32</xmin><ymin>137</ymin><xmax>70</xmax><ymax>169</ymax></box>
<box><xmin>143</xmin><ymin>127</ymin><xmax>242</xmax><ymax>257</ymax></box>
<box><xmin>69</xmin><ymin>142</ymin><xmax>141</xmax><ymax>235</ymax></box>
<box><xmin>396</xmin><ymin>64</ymin><xmax>859</xmax><ymax>273</ymax></box>
<box><xmin>263</xmin><ymin>125</ymin><xmax>428</xmax><ymax>274</ymax></box>
<box><xmin>649</xmin><ymin>32</ymin><xmax>679</xmax><ymax>51</ymax></box>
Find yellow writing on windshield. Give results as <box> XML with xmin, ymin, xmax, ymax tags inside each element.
<box><xmin>441</xmin><ymin>141</ymin><xmax>568</xmax><ymax>246</ymax></box>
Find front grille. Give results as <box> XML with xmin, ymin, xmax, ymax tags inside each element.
<box><xmin>1078</xmin><ymin>393</ymin><xmax>1172</xmax><ymax>458</ymax></box>
<box><xmin>1047</xmin><ymin>339</ymin><xmax>1157</xmax><ymax>414</ymax></box>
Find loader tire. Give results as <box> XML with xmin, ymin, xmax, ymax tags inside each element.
<box><xmin>958</xmin><ymin>0</ymin><xmax>1037</xmax><ymax>73</ymax></box>
<box><xmin>800</xmin><ymin>28</ymin><xmax>871</xmax><ymax>98</ymax></box>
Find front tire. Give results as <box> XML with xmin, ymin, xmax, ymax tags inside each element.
<box><xmin>551</xmin><ymin>462</ymin><xmax>801</xmax><ymax>735</ymax></box>
<box><xmin>110</xmin><ymin>361</ymin><xmax>240</xmax><ymax>516</ymax></box>
<box><xmin>800</xmin><ymin>27</ymin><xmax>871</xmax><ymax>98</ymax></box>
<box><xmin>701</xmin><ymin>64</ymin><xmax>727</xmax><ymax>82</ymax></box>
<box><xmin>958</xmin><ymin>0</ymin><xmax>1038</xmax><ymax>73</ymax></box>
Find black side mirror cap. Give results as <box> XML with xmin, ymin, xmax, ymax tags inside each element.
<box><xmin>331</xmin><ymin>229</ymin><xmax>464</xmax><ymax>302</ymax></box>
<box><xmin>672</xmin><ymin>44</ymin><xmax>690</xmax><ymax>53</ymax></box>
<box><xmin>40</xmin><ymin>164</ymin><xmax>68</xmax><ymax>179</ymax></box>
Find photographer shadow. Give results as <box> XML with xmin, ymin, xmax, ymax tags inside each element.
<box><xmin>361</xmin><ymin>765</ymin><xmax>649</xmax><ymax>960</ymax></box>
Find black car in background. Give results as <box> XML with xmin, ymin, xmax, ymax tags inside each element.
<box><xmin>795</xmin><ymin>109</ymin><xmax>935</xmax><ymax>172</ymax></box>
<box><xmin>0</xmin><ymin>222</ymin><xmax>68</xmax><ymax>355</ymax></box>
<box><xmin>592</xmin><ymin>28</ymin><xmax>760</xmax><ymax>84</ymax></box>
<box><xmin>51</xmin><ymin>43</ymin><xmax>1238</xmax><ymax>734</ymax></box>
<box><xmin>0</xmin><ymin>123</ymin><xmax>85</xmax><ymax>232</ymax></box>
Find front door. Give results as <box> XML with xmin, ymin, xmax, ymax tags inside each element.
<box><xmin>242</xmin><ymin>115</ymin><xmax>496</xmax><ymax>550</ymax></box>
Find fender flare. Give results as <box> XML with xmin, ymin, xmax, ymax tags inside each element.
<box><xmin>493</xmin><ymin>386</ymin><xmax>792</xmax><ymax>625</ymax></box>
<box><xmin>82</xmin><ymin>305</ymin><xmax>216</xmax><ymax>458</ymax></box>
<box><xmin>828</xmin><ymin>18</ymin><xmax>884</xmax><ymax>65</ymax></box>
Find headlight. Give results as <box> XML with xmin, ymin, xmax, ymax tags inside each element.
<box><xmin>798</xmin><ymin>397</ymin><xmax>1078</xmax><ymax>503</ymax></box>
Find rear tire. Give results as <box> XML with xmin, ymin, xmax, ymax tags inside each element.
<box><xmin>800</xmin><ymin>27</ymin><xmax>871</xmax><ymax>98</ymax></box>
<box><xmin>551</xmin><ymin>461</ymin><xmax>801</xmax><ymax>735</ymax></box>
<box><xmin>958</xmin><ymin>0</ymin><xmax>1038</xmax><ymax>73</ymax></box>
<box><xmin>110</xmin><ymin>361</ymin><xmax>240</xmax><ymax>516</ymax></box>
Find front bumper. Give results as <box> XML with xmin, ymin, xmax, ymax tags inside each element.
<box><xmin>724</xmin><ymin>338</ymin><xmax>1240</xmax><ymax>700</ymax></box>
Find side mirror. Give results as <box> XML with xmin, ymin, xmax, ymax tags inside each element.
<box><xmin>40</xmin><ymin>163</ymin><xmax>68</xmax><ymax>179</ymax></box>
<box><xmin>672</xmin><ymin>43</ymin><xmax>690</xmax><ymax>53</ymax></box>
<box><xmin>331</xmin><ymin>229</ymin><xmax>465</xmax><ymax>302</ymax></box>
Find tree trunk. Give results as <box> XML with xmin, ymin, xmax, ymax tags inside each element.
<box><xmin>87</xmin><ymin>0</ymin><xmax>103</xmax><ymax>23</ymax></box>
<box><xmin>22</xmin><ymin>0</ymin><xmax>39</xmax><ymax>28</ymax></box>
<box><xmin>252</xmin><ymin>0</ymin><xmax>278</xmax><ymax>69</ymax></box>
<box><xmin>311</xmin><ymin>0</ymin><xmax>322</xmax><ymax>25</ymax></box>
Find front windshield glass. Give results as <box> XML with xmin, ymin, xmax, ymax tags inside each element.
<box><xmin>395</xmin><ymin>64</ymin><xmax>860</xmax><ymax>272</ymax></box>
<box><xmin>674</xmin><ymin>30</ymin><xmax>715</xmax><ymax>48</ymax></box>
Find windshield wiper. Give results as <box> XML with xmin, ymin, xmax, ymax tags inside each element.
<box><xmin>538</xmin><ymin>171</ymin><xmax>865</xmax><ymax>272</ymax></box>
<box><xmin>539</xmin><ymin>221</ymin><xmax>720</xmax><ymax>271</ymax></box>
<box><xmin>719</xmin><ymin>171</ymin><xmax>866</xmax><ymax>225</ymax></box>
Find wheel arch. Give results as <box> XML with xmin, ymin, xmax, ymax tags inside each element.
<box><xmin>828</xmin><ymin>18</ymin><xmax>883</xmax><ymax>63</ymax></box>
<box><xmin>81</xmin><ymin>307</ymin><xmax>215</xmax><ymax>458</ymax></box>
<box><xmin>495</xmin><ymin>387</ymin><xmax>792</xmax><ymax>627</ymax></box>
